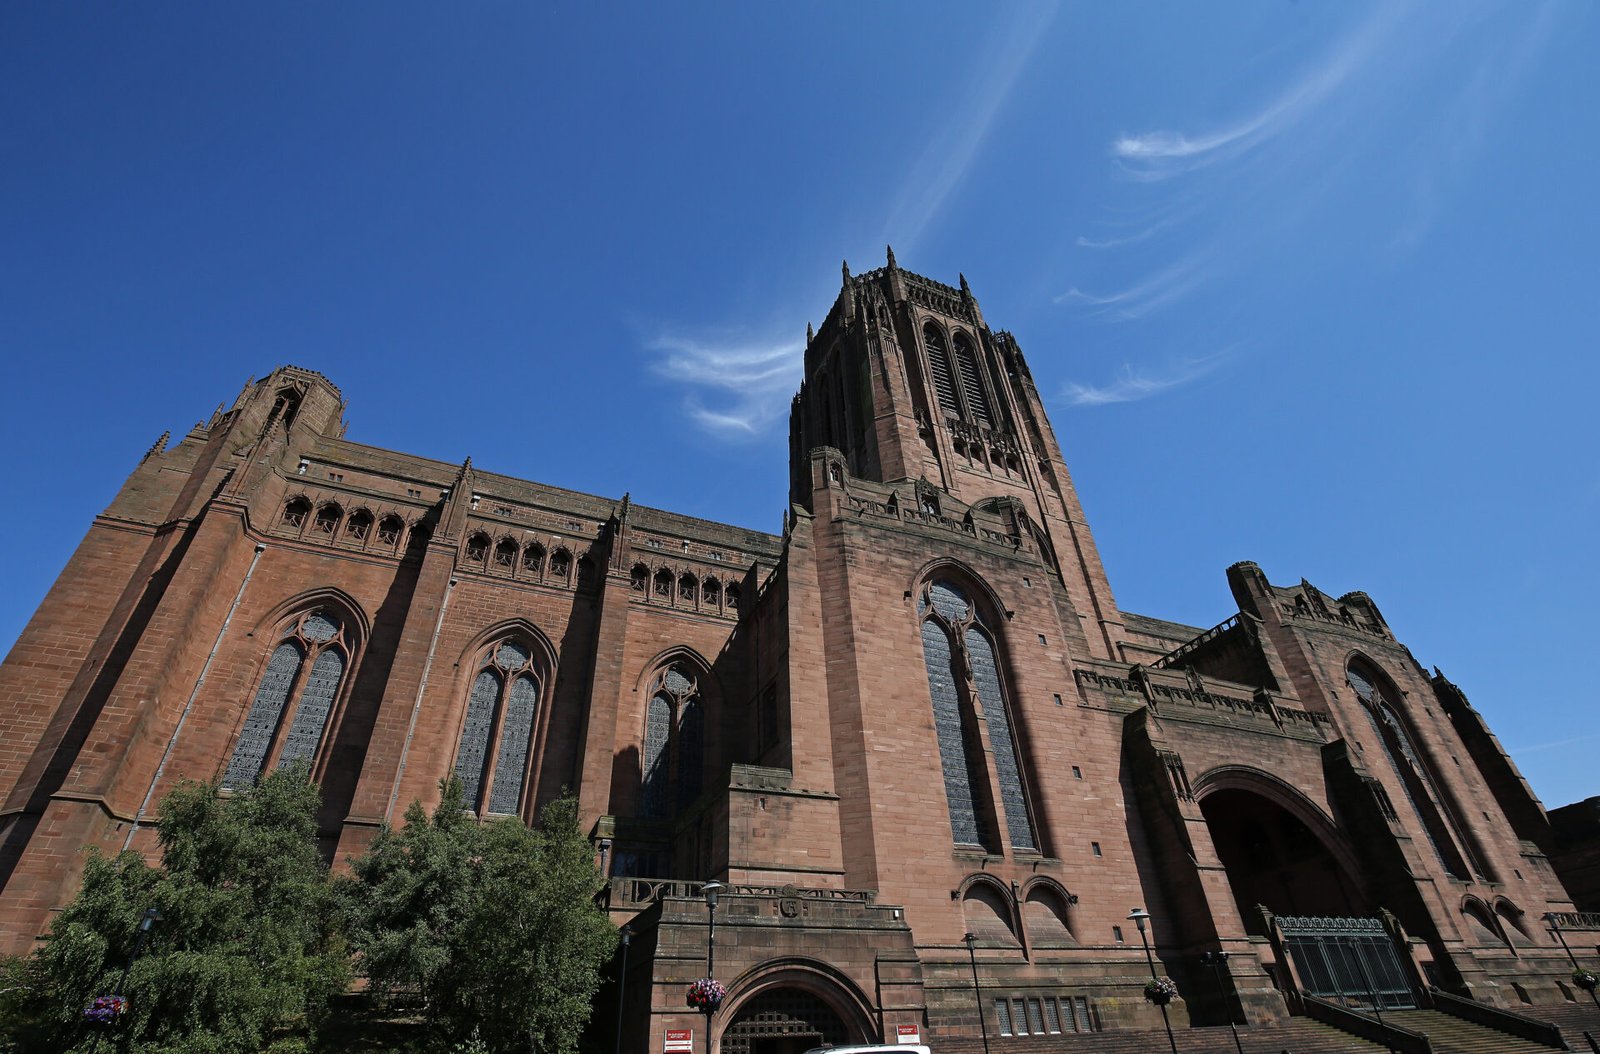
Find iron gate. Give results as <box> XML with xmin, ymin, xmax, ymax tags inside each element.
<box><xmin>1278</xmin><ymin>915</ymin><xmax>1416</xmax><ymax>1010</ymax></box>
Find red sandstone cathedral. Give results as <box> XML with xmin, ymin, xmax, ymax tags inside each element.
<box><xmin>1</xmin><ymin>254</ymin><xmax>1596</xmax><ymax>1051</ymax></box>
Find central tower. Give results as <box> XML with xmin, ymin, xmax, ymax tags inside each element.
<box><xmin>788</xmin><ymin>249</ymin><xmax>1125</xmax><ymax>658</ymax></box>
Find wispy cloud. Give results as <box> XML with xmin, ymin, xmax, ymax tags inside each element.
<box><xmin>1053</xmin><ymin>258</ymin><xmax>1206</xmax><ymax>320</ymax></box>
<box><xmin>650</xmin><ymin>334</ymin><xmax>804</xmax><ymax>436</ymax></box>
<box><xmin>1062</xmin><ymin>349</ymin><xmax>1234</xmax><ymax>407</ymax></box>
<box><xmin>883</xmin><ymin>3</ymin><xmax>1058</xmax><ymax>250</ymax></box>
<box><xmin>1506</xmin><ymin>733</ymin><xmax>1600</xmax><ymax>756</ymax></box>
<box><xmin>1110</xmin><ymin>5</ymin><xmax>1399</xmax><ymax>183</ymax></box>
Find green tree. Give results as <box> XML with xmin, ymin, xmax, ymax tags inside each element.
<box><xmin>344</xmin><ymin>786</ymin><xmax>615</xmax><ymax>1054</ymax></box>
<box><xmin>339</xmin><ymin>777</ymin><xmax>479</xmax><ymax>1007</ymax></box>
<box><xmin>1</xmin><ymin>766</ymin><xmax>350</xmax><ymax>1054</ymax></box>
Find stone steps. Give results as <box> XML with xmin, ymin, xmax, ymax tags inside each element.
<box><xmin>1383</xmin><ymin>1009</ymin><xmax>1561</xmax><ymax>1054</ymax></box>
<box><xmin>1510</xmin><ymin>1002</ymin><xmax>1600</xmax><ymax>1049</ymax></box>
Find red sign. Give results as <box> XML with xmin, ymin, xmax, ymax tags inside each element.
<box><xmin>664</xmin><ymin>1028</ymin><xmax>693</xmax><ymax>1053</ymax></box>
<box><xmin>896</xmin><ymin>1024</ymin><xmax>922</xmax><ymax>1043</ymax></box>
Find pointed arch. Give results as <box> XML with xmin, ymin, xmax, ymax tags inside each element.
<box><xmin>633</xmin><ymin>646</ymin><xmax>721</xmax><ymax>820</ymax></box>
<box><xmin>447</xmin><ymin>618</ymin><xmax>560</xmax><ymax>816</ymax></box>
<box><xmin>1346</xmin><ymin>653</ymin><xmax>1485</xmax><ymax>880</ymax></box>
<box><xmin>714</xmin><ymin>957</ymin><xmax>878</xmax><ymax>1049</ymax></box>
<box><xmin>1021</xmin><ymin>876</ymin><xmax>1078</xmax><ymax>946</ymax></box>
<box><xmin>953</xmin><ymin>330</ymin><xmax>993</xmax><ymax>428</ymax></box>
<box><xmin>913</xmin><ymin>565</ymin><xmax>1037</xmax><ymax>854</ymax></box>
<box><xmin>960</xmin><ymin>873</ymin><xmax>1021</xmax><ymax>946</ymax></box>
<box><xmin>223</xmin><ymin>593</ymin><xmax>368</xmax><ymax>789</ymax></box>
<box><xmin>922</xmin><ymin>321</ymin><xmax>960</xmax><ymax>418</ymax></box>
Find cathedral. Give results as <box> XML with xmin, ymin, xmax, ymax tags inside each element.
<box><xmin>0</xmin><ymin>253</ymin><xmax>1595</xmax><ymax>1051</ymax></box>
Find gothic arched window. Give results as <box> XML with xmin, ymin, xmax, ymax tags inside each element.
<box><xmin>282</xmin><ymin>498</ymin><xmax>311</xmax><ymax>529</ymax></box>
<box><xmin>918</xmin><ymin>578</ymin><xmax>1037</xmax><ymax>852</ymax></box>
<box><xmin>522</xmin><ymin>543</ymin><xmax>546</xmax><ymax>576</ymax></box>
<box><xmin>223</xmin><ymin>610</ymin><xmax>351</xmax><ymax>789</ymax></box>
<box><xmin>953</xmin><ymin>333</ymin><xmax>993</xmax><ymax>429</ymax></box>
<box><xmin>465</xmin><ymin>532</ymin><xmax>490</xmax><ymax>565</ymax></box>
<box><xmin>923</xmin><ymin>324</ymin><xmax>960</xmax><ymax>419</ymax></box>
<box><xmin>453</xmin><ymin>639</ymin><xmax>544</xmax><ymax>816</ymax></box>
<box><xmin>313</xmin><ymin>503</ymin><xmax>342</xmax><ymax>536</ymax></box>
<box><xmin>493</xmin><ymin>538</ymin><xmax>517</xmax><ymax>569</ymax></box>
<box><xmin>640</xmin><ymin>664</ymin><xmax>705</xmax><ymax>817</ymax></box>
<box><xmin>376</xmin><ymin>515</ymin><xmax>403</xmax><ymax>548</ymax></box>
<box><xmin>345</xmin><ymin>510</ymin><xmax>373</xmax><ymax>543</ymax></box>
<box><xmin>549</xmin><ymin>548</ymin><xmax>571</xmax><ymax>581</ymax></box>
<box><xmin>1348</xmin><ymin>660</ymin><xmax>1484</xmax><ymax>880</ymax></box>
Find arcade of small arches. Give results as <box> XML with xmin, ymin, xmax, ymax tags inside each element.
<box><xmin>279</xmin><ymin>496</ymin><xmax>428</xmax><ymax>555</ymax></box>
<box><xmin>631</xmin><ymin>563</ymin><xmax>742</xmax><ymax>615</ymax></box>
<box><xmin>958</xmin><ymin>873</ymin><xmax>1080</xmax><ymax>951</ymax></box>
<box><xmin>461</xmin><ymin>530</ymin><xmax>593</xmax><ymax>589</ymax></box>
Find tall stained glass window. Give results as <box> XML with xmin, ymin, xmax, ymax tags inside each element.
<box><xmin>1348</xmin><ymin>660</ymin><xmax>1482</xmax><ymax>879</ymax></box>
<box><xmin>453</xmin><ymin>638</ymin><xmax>543</xmax><ymax>815</ymax></box>
<box><xmin>639</xmin><ymin>663</ymin><xmax>705</xmax><ymax>819</ymax></box>
<box><xmin>224</xmin><ymin>610</ymin><xmax>351</xmax><ymax>789</ymax></box>
<box><xmin>918</xmin><ymin>578</ymin><xmax>1038</xmax><ymax>852</ymax></box>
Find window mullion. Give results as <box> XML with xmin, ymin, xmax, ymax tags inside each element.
<box><xmin>260</xmin><ymin>640</ymin><xmax>317</xmax><ymax>774</ymax></box>
<box><xmin>477</xmin><ymin>677</ymin><xmax>511</xmax><ymax>815</ymax></box>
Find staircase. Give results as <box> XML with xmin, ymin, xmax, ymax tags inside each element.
<box><xmin>1382</xmin><ymin>1009</ymin><xmax>1565</xmax><ymax>1054</ymax></box>
<box><xmin>1520</xmin><ymin>1003</ymin><xmax>1600</xmax><ymax>1049</ymax></box>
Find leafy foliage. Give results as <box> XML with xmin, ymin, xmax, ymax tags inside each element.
<box><xmin>343</xmin><ymin>783</ymin><xmax>615</xmax><ymax>1054</ymax></box>
<box><xmin>1</xmin><ymin>767</ymin><xmax>350</xmax><ymax>1054</ymax></box>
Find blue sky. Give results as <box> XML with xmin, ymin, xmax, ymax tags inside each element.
<box><xmin>3</xmin><ymin>3</ymin><xmax>1596</xmax><ymax>808</ymax></box>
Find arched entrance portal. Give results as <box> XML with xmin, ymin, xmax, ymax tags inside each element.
<box><xmin>719</xmin><ymin>988</ymin><xmax>856</xmax><ymax>1054</ymax></box>
<box><xmin>1199</xmin><ymin>787</ymin><xmax>1365</xmax><ymax>934</ymax></box>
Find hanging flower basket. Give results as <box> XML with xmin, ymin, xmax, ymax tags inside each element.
<box><xmin>1143</xmin><ymin>976</ymin><xmax>1179</xmax><ymax>1006</ymax></box>
<box><xmin>1574</xmin><ymin>968</ymin><xmax>1599</xmax><ymax>992</ymax></box>
<box><xmin>686</xmin><ymin>978</ymin><xmax>727</xmax><ymax>1012</ymax></box>
<box><xmin>83</xmin><ymin>994</ymin><xmax>129</xmax><ymax>1025</ymax></box>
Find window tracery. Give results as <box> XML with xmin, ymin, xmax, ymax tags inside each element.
<box><xmin>345</xmin><ymin>509</ymin><xmax>373</xmax><ymax>543</ymax></box>
<box><xmin>493</xmin><ymin>538</ymin><xmax>517</xmax><ymax>569</ymax></box>
<box><xmin>522</xmin><ymin>542</ymin><xmax>546</xmax><ymax>575</ymax></box>
<box><xmin>282</xmin><ymin>498</ymin><xmax>311</xmax><ymax>529</ymax></box>
<box><xmin>376</xmin><ymin>515</ymin><xmax>403</xmax><ymax>548</ymax></box>
<box><xmin>1348</xmin><ymin>660</ymin><xmax>1485</xmax><ymax>880</ymax></box>
<box><xmin>312</xmin><ymin>503</ymin><xmax>342</xmax><ymax>535</ymax></box>
<box><xmin>548</xmin><ymin>548</ymin><xmax>571</xmax><ymax>581</ymax></box>
<box><xmin>640</xmin><ymin>663</ymin><xmax>705</xmax><ymax>818</ymax></box>
<box><xmin>223</xmin><ymin>609</ymin><xmax>351</xmax><ymax>790</ymax></box>
<box><xmin>918</xmin><ymin>577</ymin><xmax>1037</xmax><ymax>852</ymax></box>
<box><xmin>453</xmin><ymin>637</ymin><xmax>543</xmax><ymax>815</ymax></box>
<box><xmin>465</xmin><ymin>532</ymin><xmax>490</xmax><ymax>564</ymax></box>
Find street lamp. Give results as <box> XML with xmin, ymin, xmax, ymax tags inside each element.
<box><xmin>962</xmin><ymin>933</ymin><xmax>991</xmax><ymax>1054</ymax></box>
<box><xmin>1129</xmin><ymin>908</ymin><xmax>1178</xmax><ymax>1054</ymax></box>
<box><xmin>1199</xmin><ymin>951</ymin><xmax>1244</xmax><ymax>1054</ymax></box>
<box><xmin>702</xmin><ymin>881</ymin><xmax>724</xmax><ymax>982</ymax></box>
<box><xmin>1544</xmin><ymin>912</ymin><xmax>1600</xmax><ymax>1010</ymax></box>
<box><xmin>699</xmin><ymin>882</ymin><xmax>726</xmax><ymax>1054</ymax></box>
<box><xmin>613</xmin><ymin>926</ymin><xmax>632</xmax><ymax>1054</ymax></box>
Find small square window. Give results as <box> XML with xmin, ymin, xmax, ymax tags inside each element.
<box><xmin>1112</xmin><ymin>925</ymin><xmax>1124</xmax><ymax>943</ymax></box>
<box><xmin>1514</xmin><ymin>868</ymin><xmax>1523</xmax><ymax>880</ymax></box>
<box><xmin>1023</xmin><ymin>576</ymin><xmax>1031</xmax><ymax>588</ymax></box>
<box><xmin>1053</xmin><ymin>693</ymin><xmax>1063</xmax><ymax>706</ymax></box>
<box><xmin>1038</xmin><ymin>634</ymin><xmax>1048</xmax><ymax>645</ymax></box>
<box><xmin>1091</xmin><ymin>841</ymin><xmax>1102</xmax><ymax>857</ymax></box>
<box><xmin>1072</xmin><ymin>765</ymin><xmax>1083</xmax><ymax>780</ymax></box>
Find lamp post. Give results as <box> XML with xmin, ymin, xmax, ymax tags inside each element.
<box><xmin>613</xmin><ymin>926</ymin><xmax>632</xmax><ymax>1054</ymax></box>
<box><xmin>962</xmin><ymin>933</ymin><xmax>991</xmax><ymax>1054</ymax></box>
<box><xmin>1199</xmin><ymin>951</ymin><xmax>1245</xmax><ymax>1054</ymax></box>
<box><xmin>1545</xmin><ymin>912</ymin><xmax>1600</xmax><ymax>1010</ymax></box>
<box><xmin>1129</xmin><ymin>909</ymin><xmax>1178</xmax><ymax>1054</ymax></box>
<box><xmin>91</xmin><ymin>907</ymin><xmax>160</xmax><ymax>1053</ymax></box>
<box><xmin>697</xmin><ymin>881</ymin><xmax>725</xmax><ymax>1054</ymax></box>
